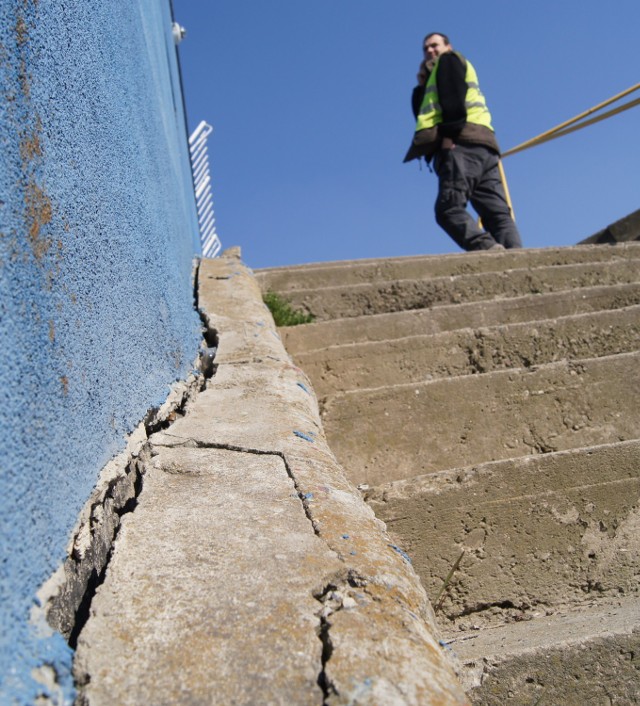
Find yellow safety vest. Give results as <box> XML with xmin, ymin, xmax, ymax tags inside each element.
<box><xmin>416</xmin><ymin>53</ymin><xmax>494</xmax><ymax>132</ymax></box>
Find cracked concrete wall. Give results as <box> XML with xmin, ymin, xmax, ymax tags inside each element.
<box><xmin>0</xmin><ymin>1</ymin><xmax>201</xmax><ymax>702</ymax></box>
<box><xmin>73</xmin><ymin>252</ymin><xmax>469</xmax><ymax>705</ymax></box>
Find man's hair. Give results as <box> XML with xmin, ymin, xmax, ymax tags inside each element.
<box><xmin>423</xmin><ymin>32</ymin><xmax>451</xmax><ymax>46</ymax></box>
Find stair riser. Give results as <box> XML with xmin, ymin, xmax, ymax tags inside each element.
<box><xmin>297</xmin><ymin>306</ymin><xmax>640</xmax><ymax>396</ymax></box>
<box><xmin>373</xmin><ymin>479</ymin><xmax>640</xmax><ymax>620</ymax></box>
<box><xmin>460</xmin><ymin>632</ymin><xmax>640</xmax><ymax>705</ymax></box>
<box><xmin>323</xmin><ymin>354</ymin><xmax>640</xmax><ymax>486</ymax></box>
<box><xmin>256</xmin><ymin>244</ymin><xmax>640</xmax><ymax>293</ymax></box>
<box><xmin>281</xmin><ymin>283</ymin><xmax>640</xmax><ymax>355</ymax></box>
<box><xmin>282</xmin><ymin>260</ymin><xmax>640</xmax><ymax>321</ymax></box>
<box><xmin>368</xmin><ymin>441</ymin><xmax>640</xmax><ymax>620</ymax></box>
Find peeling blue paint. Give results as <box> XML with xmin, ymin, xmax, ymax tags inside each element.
<box><xmin>389</xmin><ymin>544</ymin><xmax>413</xmax><ymax>564</ymax></box>
<box><xmin>293</xmin><ymin>430</ymin><xmax>315</xmax><ymax>443</ymax></box>
<box><xmin>0</xmin><ymin>1</ymin><xmax>201</xmax><ymax>702</ymax></box>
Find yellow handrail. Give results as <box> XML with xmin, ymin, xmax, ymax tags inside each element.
<box><xmin>502</xmin><ymin>82</ymin><xmax>640</xmax><ymax>158</ymax></box>
<box><xmin>494</xmin><ymin>82</ymin><xmax>640</xmax><ymax>224</ymax></box>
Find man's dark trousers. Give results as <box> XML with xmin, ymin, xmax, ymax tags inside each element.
<box><xmin>433</xmin><ymin>144</ymin><xmax>522</xmax><ymax>251</ymax></box>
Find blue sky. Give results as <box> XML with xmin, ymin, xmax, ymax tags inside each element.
<box><xmin>173</xmin><ymin>1</ymin><xmax>639</xmax><ymax>269</ymax></box>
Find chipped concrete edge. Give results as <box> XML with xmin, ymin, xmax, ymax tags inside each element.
<box><xmin>37</xmin><ymin>244</ymin><xmax>468</xmax><ymax>704</ymax></box>
<box><xmin>32</xmin><ymin>368</ymin><xmax>206</xmax><ymax>645</ymax></box>
<box><xmin>198</xmin><ymin>248</ymin><xmax>469</xmax><ymax>704</ymax></box>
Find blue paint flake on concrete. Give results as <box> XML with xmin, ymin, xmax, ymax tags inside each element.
<box><xmin>388</xmin><ymin>544</ymin><xmax>413</xmax><ymax>564</ymax></box>
<box><xmin>293</xmin><ymin>430</ymin><xmax>315</xmax><ymax>443</ymax></box>
<box><xmin>0</xmin><ymin>0</ymin><xmax>202</xmax><ymax>701</ymax></box>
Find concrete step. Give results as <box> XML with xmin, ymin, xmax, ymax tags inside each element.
<box><xmin>445</xmin><ymin>598</ymin><xmax>640</xmax><ymax>705</ymax></box>
<box><xmin>256</xmin><ymin>243</ymin><xmax>640</xmax><ymax>294</ymax></box>
<box><xmin>263</xmin><ymin>245</ymin><xmax>640</xmax><ymax>705</ymax></box>
<box><xmin>294</xmin><ymin>305</ymin><xmax>640</xmax><ymax>396</ymax></box>
<box><xmin>269</xmin><ymin>258</ymin><xmax>640</xmax><ymax>321</ymax></box>
<box><xmin>281</xmin><ymin>283</ymin><xmax>640</xmax><ymax>356</ymax></box>
<box><xmin>365</xmin><ymin>440</ymin><xmax>640</xmax><ymax>625</ymax></box>
<box><xmin>321</xmin><ymin>351</ymin><xmax>640</xmax><ymax>487</ymax></box>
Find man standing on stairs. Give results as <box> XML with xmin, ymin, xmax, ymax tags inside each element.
<box><xmin>404</xmin><ymin>32</ymin><xmax>523</xmax><ymax>252</ymax></box>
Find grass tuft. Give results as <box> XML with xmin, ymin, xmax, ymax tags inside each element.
<box><xmin>263</xmin><ymin>290</ymin><xmax>315</xmax><ymax>327</ymax></box>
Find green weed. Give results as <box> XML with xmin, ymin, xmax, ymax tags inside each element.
<box><xmin>263</xmin><ymin>290</ymin><xmax>315</xmax><ymax>327</ymax></box>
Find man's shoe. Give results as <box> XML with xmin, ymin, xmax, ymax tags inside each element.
<box><xmin>488</xmin><ymin>242</ymin><xmax>505</xmax><ymax>250</ymax></box>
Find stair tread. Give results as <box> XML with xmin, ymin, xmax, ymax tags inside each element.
<box><xmin>257</xmin><ymin>243</ymin><xmax>640</xmax><ymax>293</ymax></box>
<box><xmin>274</xmin><ymin>258</ymin><xmax>640</xmax><ymax>322</ymax></box>
<box><xmin>444</xmin><ymin>597</ymin><xmax>640</xmax><ymax>660</ymax></box>
<box><xmin>295</xmin><ymin>304</ymin><xmax>640</xmax><ymax>395</ymax></box>
<box><xmin>281</xmin><ymin>282</ymin><xmax>640</xmax><ymax>354</ymax></box>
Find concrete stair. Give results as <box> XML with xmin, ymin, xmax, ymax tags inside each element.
<box><xmin>256</xmin><ymin>243</ymin><xmax>640</xmax><ymax>704</ymax></box>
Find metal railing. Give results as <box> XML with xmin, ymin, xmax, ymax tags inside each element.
<box><xmin>497</xmin><ymin>82</ymin><xmax>640</xmax><ymax>221</ymax></box>
<box><xmin>189</xmin><ymin>121</ymin><xmax>222</xmax><ymax>258</ymax></box>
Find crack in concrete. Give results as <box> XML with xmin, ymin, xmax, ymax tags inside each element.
<box><xmin>312</xmin><ymin>569</ymin><xmax>369</xmax><ymax>704</ymax></box>
<box><xmin>65</xmin><ymin>455</ymin><xmax>145</xmax><ymax>649</ymax></box>
<box><xmin>44</xmin><ymin>270</ymin><xmax>221</xmax><ymax>653</ymax></box>
<box><xmin>456</xmin><ymin>599</ymin><xmax>529</xmax><ymax>619</ymax></box>
<box><xmin>151</xmin><ymin>436</ymin><xmax>324</xmax><ymax>538</ymax></box>
<box><xmin>47</xmin><ymin>374</ymin><xmax>211</xmax><ymax>649</ymax></box>
<box><xmin>149</xmin><ymin>435</ymin><xmax>374</xmax><ymax>703</ymax></box>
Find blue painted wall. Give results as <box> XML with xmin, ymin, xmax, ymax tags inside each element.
<box><xmin>0</xmin><ymin>1</ymin><xmax>202</xmax><ymax>701</ymax></box>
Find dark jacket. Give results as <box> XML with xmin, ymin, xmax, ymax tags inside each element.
<box><xmin>403</xmin><ymin>52</ymin><xmax>500</xmax><ymax>163</ymax></box>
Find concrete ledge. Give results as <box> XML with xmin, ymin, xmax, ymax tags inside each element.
<box><xmin>74</xmin><ymin>251</ymin><xmax>468</xmax><ymax>705</ymax></box>
<box><xmin>579</xmin><ymin>208</ymin><xmax>640</xmax><ymax>244</ymax></box>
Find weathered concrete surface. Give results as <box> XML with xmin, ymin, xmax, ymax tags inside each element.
<box><xmin>75</xmin><ymin>252</ymin><xmax>468</xmax><ymax>705</ymax></box>
<box><xmin>281</xmin><ymin>283</ymin><xmax>640</xmax><ymax>356</ymax></box>
<box><xmin>367</xmin><ymin>440</ymin><xmax>640</xmax><ymax>623</ymax></box>
<box><xmin>294</xmin><ymin>305</ymin><xmax>640</xmax><ymax>396</ymax></box>
<box><xmin>257</xmin><ymin>243</ymin><xmax>640</xmax><ymax>704</ymax></box>
<box><xmin>448</xmin><ymin>599</ymin><xmax>640</xmax><ymax>704</ymax></box>
<box><xmin>580</xmin><ymin>208</ymin><xmax>640</xmax><ymax>244</ymax></box>
<box><xmin>41</xmin><ymin>376</ymin><xmax>202</xmax><ymax>644</ymax></box>
<box><xmin>75</xmin><ymin>448</ymin><xmax>337</xmax><ymax>705</ymax></box>
<box><xmin>263</xmin><ymin>257</ymin><xmax>640</xmax><ymax>322</ymax></box>
<box><xmin>256</xmin><ymin>243</ymin><xmax>640</xmax><ymax>294</ymax></box>
<box><xmin>322</xmin><ymin>352</ymin><xmax>640</xmax><ymax>486</ymax></box>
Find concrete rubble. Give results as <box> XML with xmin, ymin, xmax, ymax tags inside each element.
<box><xmin>73</xmin><ymin>252</ymin><xmax>468</xmax><ymax>705</ymax></box>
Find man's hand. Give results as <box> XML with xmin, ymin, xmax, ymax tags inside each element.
<box><xmin>441</xmin><ymin>137</ymin><xmax>455</xmax><ymax>150</ymax></box>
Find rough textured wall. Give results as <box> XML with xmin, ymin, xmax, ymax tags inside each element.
<box><xmin>0</xmin><ymin>0</ymin><xmax>202</xmax><ymax>702</ymax></box>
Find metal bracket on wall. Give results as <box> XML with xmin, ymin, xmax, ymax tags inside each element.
<box><xmin>189</xmin><ymin>121</ymin><xmax>222</xmax><ymax>258</ymax></box>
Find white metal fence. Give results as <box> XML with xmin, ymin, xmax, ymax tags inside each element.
<box><xmin>189</xmin><ymin>121</ymin><xmax>221</xmax><ymax>258</ymax></box>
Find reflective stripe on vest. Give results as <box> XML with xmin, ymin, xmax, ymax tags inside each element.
<box><xmin>415</xmin><ymin>53</ymin><xmax>493</xmax><ymax>132</ymax></box>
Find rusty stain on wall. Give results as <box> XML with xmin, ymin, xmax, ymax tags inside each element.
<box><xmin>13</xmin><ymin>5</ymin><xmax>54</xmax><ymax>265</ymax></box>
<box><xmin>25</xmin><ymin>182</ymin><xmax>52</xmax><ymax>260</ymax></box>
<box><xmin>20</xmin><ymin>122</ymin><xmax>42</xmax><ymax>163</ymax></box>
